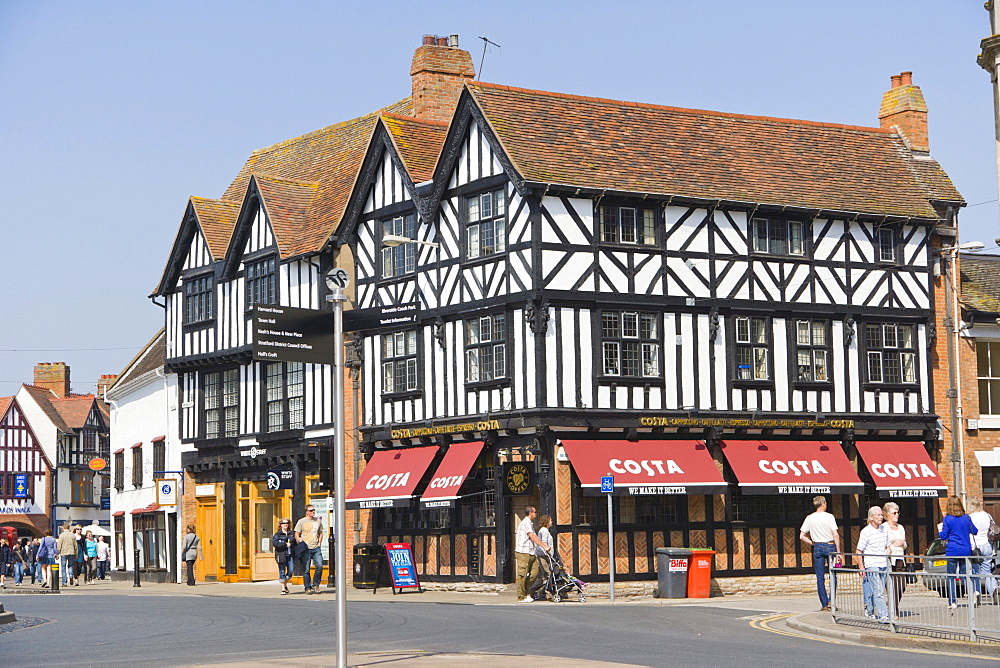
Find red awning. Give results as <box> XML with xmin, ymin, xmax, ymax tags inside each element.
<box><xmin>560</xmin><ymin>440</ymin><xmax>727</xmax><ymax>495</ymax></box>
<box><xmin>420</xmin><ymin>441</ymin><xmax>485</xmax><ymax>508</ymax></box>
<box><xmin>346</xmin><ymin>446</ymin><xmax>439</xmax><ymax>509</ymax></box>
<box><xmin>130</xmin><ymin>503</ymin><xmax>160</xmax><ymax>515</ymax></box>
<box><xmin>855</xmin><ymin>441</ymin><xmax>947</xmax><ymax>498</ymax></box>
<box><xmin>112</xmin><ymin>511</ymin><xmax>125</xmax><ymax>517</ymax></box>
<box><xmin>721</xmin><ymin>440</ymin><xmax>864</xmax><ymax>495</ymax></box>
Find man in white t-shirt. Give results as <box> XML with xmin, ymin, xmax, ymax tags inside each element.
<box><xmin>968</xmin><ymin>497</ymin><xmax>998</xmax><ymax>602</ymax></box>
<box><xmin>514</xmin><ymin>506</ymin><xmax>550</xmax><ymax>602</ymax></box>
<box><xmin>799</xmin><ymin>495</ymin><xmax>841</xmax><ymax>611</ymax></box>
<box><xmin>857</xmin><ymin>505</ymin><xmax>890</xmax><ymax>621</ymax></box>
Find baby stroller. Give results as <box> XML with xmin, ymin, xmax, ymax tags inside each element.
<box><xmin>538</xmin><ymin>551</ymin><xmax>587</xmax><ymax>602</ymax></box>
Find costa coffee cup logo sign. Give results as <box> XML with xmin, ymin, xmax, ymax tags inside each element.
<box><xmin>870</xmin><ymin>463</ymin><xmax>936</xmax><ymax>480</ymax></box>
<box><xmin>609</xmin><ymin>458</ymin><xmax>683</xmax><ymax>477</ymax></box>
<box><xmin>757</xmin><ymin>459</ymin><xmax>828</xmax><ymax>476</ymax></box>
<box><xmin>504</xmin><ymin>463</ymin><xmax>533</xmax><ymax>495</ymax></box>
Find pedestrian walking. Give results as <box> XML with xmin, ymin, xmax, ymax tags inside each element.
<box><xmin>293</xmin><ymin>505</ymin><xmax>325</xmax><ymax>594</ymax></box>
<box><xmin>272</xmin><ymin>518</ymin><xmax>295</xmax><ymax>595</ymax></box>
<box><xmin>857</xmin><ymin>505</ymin><xmax>890</xmax><ymax>622</ymax></box>
<box><xmin>95</xmin><ymin>536</ymin><xmax>110</xmax><ymax>580</ymax></box>
<box><xmin>799</xmin><ymin>495</ymin><xmax>841</xmax><ymax>612</ymax></box>
<box><xmin>182</xmin><ymin>524</ymin><xmax>203</xmax><ymax>586</ymax></box>
<box><xmin>74</xmin><ymin>526</ymin><xmax>88</xmax><ymax>585</ymax></box>
<box><xmin>36</xmin><ymin>529</ymin><xmax>57</xmax><ymax>588</ymax></box>
<box><xmin>57</xmin><ymin>524</ymin><xmax>76</xmax><ymax>586</ymax></box>
<box><xmin>0</xmin><ymin>537</ymin><xmax>11</xmax><ymax>588</ymax></box>
<box><xmin>533</xmin><ymin>515</ymin><xmax>555</xmax><ymax>600</ymax></box>
<box><xmin>968</xmin><ymin>497</ymin><xmax>997</xmax><ymax>603</ymax></box>
<box><xmin>940</xmin><ymin>495</ymin><xmax>978</xmax><ymax>609</ymax></box>
<box><xmin>514</xmin><ymin>506</ymin><xmax>549</xmax><ymax>603</ymax></box>
<box><xmin>12</xmin><ymin>538</ymin><xmax>28</xmax><ymax>585</ymax></box>
<box><xmin>84</xmin><ymin>531</ymin><xmax>98</xmax><ymax>583</ymax></box>
<box><xmin>883</xmin><ymin>501</ymin><xmax>908</xmax><ymax>612</ymax></box>
<box><xmin>26</xmin><ymin>537</ymin><xmax>39</xmax><ymax>584</ymax></box>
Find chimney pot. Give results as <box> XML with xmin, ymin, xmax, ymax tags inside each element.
<box><xmin>879</xmin><ymin>70</ymin><xmax>929</xmax><ymax>152</ymax></box>
<box><xmin>33</xmin><ymin>362</ymin><xmax>71</xmax><ymax>398</ymax></box>
<box><xmin>422</xmin><ymin>34</ymin><xmax>435</xmax><ymax>46</ymax></box>
<box><xmin>411</xmin><ymin>34</ymin><xmax>476</xmax><ymax>122</ymax></box>
<box><xmin>890</xmin><ymin>74</ymin><xmax>902</xmax><ymax>89</ymax></box>
<box><xmin>900</xmin><ymin>71</ymin><xmax>913</xmax><ymax>86</ymax></box>
<box><xmin>449</xmin><ymin>34</ymin><xmax>459</xmax><ymax>47</ymax></box>
<box><xmin>436</xmin><ymin>36</ymin><xmax>448</xmax><ymax>47</ymax></box>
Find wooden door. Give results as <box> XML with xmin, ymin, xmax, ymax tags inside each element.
<box><xmin>252</xmin><ymin>499</ymin><xmax>279</xmax><ymax>581</ymax></box>
<box><xmin>196</xmin><ymin>497</ymin><xmax>221</xmax><ymax>582</ymax></box>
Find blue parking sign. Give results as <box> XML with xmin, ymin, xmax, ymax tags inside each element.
<box><xmin>13</xmin><ymin>474</ymin><xmax>28</xmax><ymax>498</ymax></box>
<box><xmin>601</xmin><ymin>476</ymin><xmax>614</xmax><ymax>493</ymax></box>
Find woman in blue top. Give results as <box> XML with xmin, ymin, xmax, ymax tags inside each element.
<box><xmin>940</xmin><ymin>495</ymin><xmax>978</xmax><ymax>609</ymax></box>
<box><xmin>83</xmin><ymin>531</ymin><xmax>98</xmax><ymax>584</ymax></box>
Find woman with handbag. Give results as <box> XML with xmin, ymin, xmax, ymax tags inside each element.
<box><xmin>271</xmin><ymin>518</ymin><xmax>296</xmax><ymax>595</ymax></box>
<box><xmin>883</xmin><ymin>502</ymin><xmax>907</xmax><ymax>612</ymax></box>
<box><xmin>182</xmin><ymin>524</ymin><xmax>203</xmax><ymax>586</ymax></box>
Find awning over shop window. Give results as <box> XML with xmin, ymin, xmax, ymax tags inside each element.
<box><xmin>559</xmin><ymin>440</ymin><xmax>727</xmax><ymax>495</ymax></box>
<box><xmin>721</xmin><ymin>440</ymin><xmax>864</xmax><ymax>495</ymax></box>
<box><xmin>130</xmin><ymin>503</ymin><xmax>160</xmax><ymax>514</ymax></box>
<box><xmin>420</xmin><ymin>441</ymin><xmax>485</xmax><ymax>509</ymax></box>
<box><xmin>855</xmin><ymin>441</ymin><xmax>947</xmax><ymax>498</ymax></box>
<box><xmin>346</xmin><ymin>446</ymin><xmax>439</xmax><ymax>509</ymax></box>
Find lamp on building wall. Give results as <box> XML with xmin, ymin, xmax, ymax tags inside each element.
<box><xmin>382</xmin><ymin>234</ymin><xmax>441</xmax><ymax>249</ymax></box>
<box><xmin>938</xmin><ymin>240</ymin><xmax>985</xmax><ymax>498</ymax></box>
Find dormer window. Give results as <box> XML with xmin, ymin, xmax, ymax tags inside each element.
<box><xmin>246</xmin><ymin>257</ymin><xmax>276</xmax><ymax>306</ymax></box>
<box><xmin>751</xmin><ymin>218</ymin><xmax>804</xmax><ymax>256</ymax></box>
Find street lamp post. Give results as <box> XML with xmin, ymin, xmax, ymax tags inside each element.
<box><xmin>325</xmin><ymin>268</ymin><xmax>349</xmax><ymax>668</ymax></box>
<box><xmin>940</xmin><ymin>240</ymin><xmax>984</xmax><ymax>499</ymax></box>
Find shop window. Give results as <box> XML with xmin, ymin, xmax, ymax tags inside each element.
<box><xmin>795</xmin><ymin>320</ymin><xmax>830</xmax><ymax>382</ymax></box>
<box><xmin>865</xmin><ymin>323</ymin><xmax>916</xmax><ymax>384</ymax></box>
<box><xmin>204</xmin><ymin>368</ymin><xmax>240</xmax><ymax>438</ymax></box>
<box><xmin>71</xmin><ymin>470</ymin><xmax>93</xmax><ymax>504</ymax></box>
<box><xmin>635</xmin><ymin>496</ymin><xmax>684</xmax><ymax>524</ymax></box>
<box><xmin>467</xmin><ymin>189</ymin><xmax>506</xmax><ymax>259</ymax></box>
<box><xmin>131</xmin><ymin>446</ymin><xmax>143</xmax><ymax>488</ymax></box>
<box><xmin>599</xmin><ymin>204</ymin><xmax>655</xmax><ymax>245</ymax></box>
<box><xmin>751</xmin><ymin>218</ymin><xmax>804</xmax><ymax>256</ymax></box>
<box><xmin>734</xmin><ymin>316</ymin><xmax>770</xmax><ymax>381</ymax></box>
<box><xmin>183</xmin><ymin>273</ymin><xmax>214</xmax><ymax>324</ymax></box>
<box><xmin>114</xmin><ymin>451</ymin><xmax>124</xmax><ymax>491</ymax></box>
<box><xmin>382</xmin><ymin>214</ymin><xmax>417</xmax><ymax>278</ymax></box>
<box><xmin>983</xmin><ymin>467</ymin><xmax>1000</xmax><ymax>494</ymax></box>
<box><xmin>730</xmin><ymin>491</ymin><xmax>812</xmax><ymax>523</ymax></box>
<box><xmin>466</xmin><ymin>314</ymin><xmax>507</xmax><ymax>383</ymax></box>
<box><xmin>456</xmin><ymin>462</ymin><xmax>495</xmax><ymax>528</ymax></box>
<box><xmin>377</xmin><ymin>506</ymin><xmax>450</xmax><ymax>531</ymax></box>
<box><xmin>238</xmin><ymin>483</ymin><xmax>251</xmax><ymax>568</ymax></box>
<box><xmin>601</xmin><ymin>311</ymin><xmax>660</xmax><ymax>378</ymax></box>
<box><xmin>265</xmin><ymin>362</ymin><xmax>305</xmax><ymax>432</ymax></box>
<box><xmin>133</xmin><ymin>513</ymin><xmax>166</xmax><ymax>569</ymax></box>
<box><xmin>978</xmin><ymin>342</ymin><xmax>1000</xmax><ymax>415</ymax></box>
<box><xmin>246</xmin><ymin>256</ymin><xmax>276</xmax><ymax>307</ymax></box>
<box><xmin>382</xmin><ymin>330</ymin><xmax>418</xmax><ymax>394</ymax></box>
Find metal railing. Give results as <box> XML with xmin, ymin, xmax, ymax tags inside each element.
<box><xmin>830</xmin><ymin>553</ymin><xmax>1000</xmax><ymax>643</ymax></box>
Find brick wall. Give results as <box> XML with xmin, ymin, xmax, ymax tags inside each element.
<box><xmin>410</xmin><ymin>39</ymin><xmax>475</xmax><ymax>123</ymax></box>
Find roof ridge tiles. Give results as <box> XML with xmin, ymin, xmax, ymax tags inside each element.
<box><xmin>249</xmin><ymin>97</ymin><xmax>411</xmax><ymax>157</ymax></box>
<box><xmin>380</xmin><ymin>113</ymin><xmax>449</xmax><ymax>127</ymax></box>
<box><xmin>468</xmin><ymin>81</ymin><xmax>892</xmax><ymax>135</ymax></box>
<box><xmin>252</xmin><ymin>174</ymin><xmax>321</xmax><ymax>189</ymax></box>
<box><xmin>190</xmin><ymin>196</ymin><xmax>240</xmax><ymax>206</ymax></box>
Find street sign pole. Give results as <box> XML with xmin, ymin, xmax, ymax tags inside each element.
<box><xmin>602</xmin><ymin>475</ymin><xmax>615</xmax><ymax>604</ymax></box>
<box><xmin>326</xmin><ymin>268</ymin><xmax>349</xmax><ymax>668</ymax></box>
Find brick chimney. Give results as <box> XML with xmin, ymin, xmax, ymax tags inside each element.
<box><xmin>878</xmin><ymin>71</ymin><xmax>929</xmax><ymax>153</ymax></box>
<box><xmin>97</xmin><ymin>374</ymin><xmax>118</xmax><ymax>400</ymax></box>
<box><xmin>410</xmin><ymin>33</ymin><xmax>475</xmax><ymax>123</ymax></box>
<box><xmin>34</xmin><ymin>362</ymin><xmax>71</xmax><ymax>398</ymax></box>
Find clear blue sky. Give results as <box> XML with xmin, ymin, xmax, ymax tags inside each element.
<box><xmin>0</xmin><ymin>0</ymin><xmax>995</xmax><ymax>393</ymax></box>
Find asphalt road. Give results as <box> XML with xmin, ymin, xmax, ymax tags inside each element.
<box><xmin>2</xmin><ymin>594</ymin><xmax>994</xmax><ymax>667</ymax></box>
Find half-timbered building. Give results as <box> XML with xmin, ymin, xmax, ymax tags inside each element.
<box><xmin>0</xmin><ymin>395</ymin><xmax>51</xmax><ymax>538</ymax></box>
<box><xmin>332</xmin><ymin>66</ymin><xmax>964</xmax><ymax>590</ymax></box>
<box><xmin>15</xmin><ymin>363</ymin><xmax>111</xmax><ymax>534</ymax></box>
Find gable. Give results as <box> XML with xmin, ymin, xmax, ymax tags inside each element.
<box><xmin>154</xmin><ymin>198</ymin><xmax>238</xmax><ymax>296</ymax></box>
<box><xmin>183</xmin><ymin>227</ymin><xmax>212</xmax><ymax>272</ymax></box>
<box><xmin>0</xmin><ymin>398</ymin><xmax>51</xmax><ymax>470</ymax></box>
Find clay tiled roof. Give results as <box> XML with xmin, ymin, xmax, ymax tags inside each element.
<box><xmin>50</xmin><ymin>395</ymin><xmax>100</xmax><ymax>430</ymax></box>
<box><xmin>961</xmin><ymin>253</ymin><xmax>1000</xmax><ymax>315</ymax></box>
<box><xmin>466</xmin><ymin>82</ymin><xmax>963</xmax><ymax>218</ymax></box>
<box><xmin>253</xmin><ymin>176</ymin><xmax>321</xmax><ymax>257</ymax></box>
<box><xmin>190</xmin><ymin>198</ymin><xmax>240</xmax><ymax>260</ymax></box>
<box><xmin>222</xmin><ymin>98</ymin><xmax>413</xmax><ymax>258</ymax></box>
<box><xmin>21</xmin><ymin>385</ymin><xmax>69</xmax><ymax>431</ymax></box>
<box><xmin>0</xmin><ymin>396</ymin><xmax>12</xmax><ymax>420</ymax></box>
<box><xmin>110</xmin><ymin>329</ymin><xmax>165</xmax><ymax>391</ymax></box>
<box><xmin>381</xmin><ymin>114</ymin><xmax>449</xmax><ymax>183</ymax></box>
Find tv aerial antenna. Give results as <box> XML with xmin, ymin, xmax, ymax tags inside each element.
<box><xmin>477</xmin><ymin>36</ymin><xmax>501</xmax><ymax>80</ymax></box>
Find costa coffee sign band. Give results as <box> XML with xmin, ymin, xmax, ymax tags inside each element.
<box><xmin>639</xmin><ymin>417</ymin><xmax>855</xmax><ymax>429</ymax></box>
<box><xmin>391</xmin><ymin>420</ymin><xmax>499</xmax><ymax>440</ymax></box>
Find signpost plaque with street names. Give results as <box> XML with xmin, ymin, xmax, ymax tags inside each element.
<box><xmin>252</xmin><ymin>305</ymin><xmax>334</xmax><ymax>365</ymax></box>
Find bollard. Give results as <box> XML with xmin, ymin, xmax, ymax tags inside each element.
<box><xmin>51</xmin><ymin>562</ymin><xmax>60</xmax><ymax>593</ymax></box>
<box><xmin>327</xmin><ymin>533</ymin><xmax>336</xmax><ymax>587</ymax></box>
<box><xmin>133</xmin><ymin>548</ymin><xmax>141</xmax><ymax>588</ymax></box>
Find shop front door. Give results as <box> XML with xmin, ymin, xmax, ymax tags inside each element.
<box><xmin>196</xmin><ymin>496</ymin><xmax>221</xmax><ymax>582</ymax></box>
<box><xmin>252</xmin><ymin>499</ymin><xmax>279</xmax><ymax>581</ymax></box>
